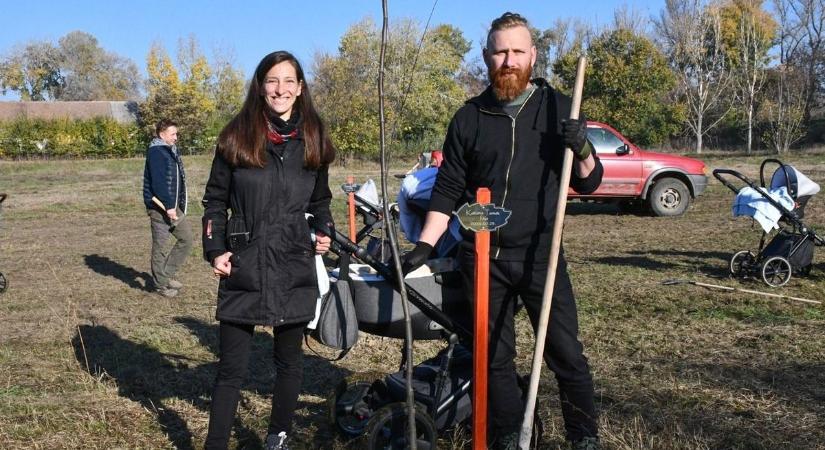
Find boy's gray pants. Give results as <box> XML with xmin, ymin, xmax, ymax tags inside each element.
<box><xmin>147</xmin><ymin>208</ymin><xmax>193</xmax><ymax>289</ymax></box>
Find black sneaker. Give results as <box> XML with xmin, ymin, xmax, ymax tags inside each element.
<box><xmin>265</xmin><ymin>431</ymin><xmax>289</xmax><ymax>450</ymax></box>
<box><xmin>571</xmin><ymin>436</ymin><xmax>601</xmax><ymax>450</ymax></box>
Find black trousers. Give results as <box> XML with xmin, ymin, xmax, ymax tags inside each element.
<box><xmin>458</xmin><ymin>244</ymin><xmax>598</xmax><ymax>442</ymax></box>
<box><xmin>204</xmin><ymin>321</ymin><xmax>306</xmax><ymax>450</ymax></box>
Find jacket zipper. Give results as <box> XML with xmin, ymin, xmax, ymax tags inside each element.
<box><xmin>275</xmin><ymin>146</ymin><xmax>287</xmax><ymax>324</ymax></box>
<box><xmin>259</xmin><ymin>148</ymin><xmax>275</xmax><ymax>323</ymax></box>
<box><xmin>171</xmin><ymin>148</ymin><xmax>180</xmax><ymax>214</ymax></box>
<box><xmin>478</xmin><ymin>88</ymin><xmax>536</xmax><ymax>258</ymax></box>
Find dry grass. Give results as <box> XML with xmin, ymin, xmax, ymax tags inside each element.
<box><xmin>0</xmin><ymin>153</ymin><xmax>824</xmax><ymax>449</ymax></box>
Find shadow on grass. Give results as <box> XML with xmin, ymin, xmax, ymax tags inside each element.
<box><xmin>566</xmin><ymin>201</ymin><xmax>649</xmax><ymax>216</ymax></box>
<box><xmin>72</xmin><ymin>324</ymin><xmax>215</xmax><ymax>449</ymax></box>
<box><xmin>174</xmin><ymin>317</ymin><xmax>353</xmax><ymax>448</ymax></box>
<box><xmin>585</xmin><ymin>249</ymin><xmax>731</xmax><ymax>277</ymax></box>
<box><xmin>83</xmin><ymin>254</ymin><xmax>153</xmax><ymax>292</ymax></box>
<box><xmin>174</xmin><ymin>316</ymin><xmax>353</xmax><ymax>399</ymax></box>
<box><xmin>72</xmin><ymin>319</ymin><xmax>361</xmax><ymax>449</ymax></box>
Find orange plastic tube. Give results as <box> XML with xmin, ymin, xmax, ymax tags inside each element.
<box><xmin>473</xmin><ymin>187</ymin><xmax>490</xmax><ymax>450</ymax></box>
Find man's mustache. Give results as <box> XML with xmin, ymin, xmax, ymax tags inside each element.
<box><xmin>497</xmin><ymin>68</ymin><xmax>520</xmax><ymax>77</ymax></box>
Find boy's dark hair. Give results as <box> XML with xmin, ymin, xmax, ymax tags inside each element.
<box><xmin>155</xmin><ymin>119</ymin><xmax>178</xmax><ymax>136</ymax></box>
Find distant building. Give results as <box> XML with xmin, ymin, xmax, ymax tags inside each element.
<box><xmin>0</xmin><ymin>101</ymin><xmax>139</xmax><ymax>124</ymax></box>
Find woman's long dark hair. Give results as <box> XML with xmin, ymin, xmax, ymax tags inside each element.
<box><xmin>217</xmin><ymin>51</ymin><xmax>335</xmax><ymax>169</ymax></box>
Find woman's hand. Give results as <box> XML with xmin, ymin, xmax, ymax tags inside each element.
<box><xmin>213</xmin><ymin>252</ymin><xmax>233</xmax><ymax>277</ymax></box>
<box><xmin>315</xmin><ymin>232</ymin><xmax>331</xmax><ymax>255</ymax></box>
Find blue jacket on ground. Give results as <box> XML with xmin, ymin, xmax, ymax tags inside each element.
<box><xmin>143</xmin><ymin>138</ymin><xmax>188</xmax><ymax>214</ymax></box>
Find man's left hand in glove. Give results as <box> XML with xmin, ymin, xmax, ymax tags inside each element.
<box><xmin>562</xmin><ymin>118</ymin><xmax>594</xmax><ymax>160</ymax></box>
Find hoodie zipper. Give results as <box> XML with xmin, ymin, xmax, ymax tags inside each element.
<box><xmin>171</xmin><ymin>148</ymin><xmax>180</xmax><ymax>214</ymax></box>
<box><xmin>478</xmin><ymin>88</ymin><xmax>536</xmax><ymax>258</ymax></box>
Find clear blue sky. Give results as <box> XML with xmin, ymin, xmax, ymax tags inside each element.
<box><xmin>0</xmin><ymin>0</ymin><xmax>664</xmax><ymax>99</ymax></box>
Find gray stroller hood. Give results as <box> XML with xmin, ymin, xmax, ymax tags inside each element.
<box><xmin>770</xmin><ymin>165</ymin><xmax>820</xmax><ymax>218</ymax></box>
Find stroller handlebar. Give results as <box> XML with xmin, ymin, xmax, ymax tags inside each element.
<box><xmin>712</xmin><ymin>169</ymin><xmax>757</xmax><ymax>194</ymax></box>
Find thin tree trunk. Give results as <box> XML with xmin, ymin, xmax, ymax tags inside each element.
<box><xmin>747</xmin><ymin>103</ymin><xmax>753</xmax><ymax>154</ymax></box>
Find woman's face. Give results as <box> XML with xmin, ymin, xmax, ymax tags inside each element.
<box><xmin>262</xmin><ymin>61</ymin><xmax>302</xmax><ymax>120</ymax></box>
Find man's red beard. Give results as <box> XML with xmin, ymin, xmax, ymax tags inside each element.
<box><xmin>491</xmin><ymin>65</ymin><xmax>532</xmax><ymax>102</ymax></box>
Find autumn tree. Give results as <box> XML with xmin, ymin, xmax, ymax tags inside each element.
<box><xmin>556</xmin><ymin>28</ymin><xmax>682</xmax><ymax>146</ymax></box>
<box><xmin>209</xmin><ymin>49</ymin><xmax>245</xmax><ymax>129</ymax></box>
<box><xmin>761</xmin><ymin>0</ymin><xmax>809</xmax><ymax>152</ymax></box>
<box><xmin>656</xmin><ymin>0</ymin><xmax>732</xmax><ymax>153</ymax></box>
<box><xmin>56</xmin><ymin>31</ymin><xmax>141</xmax><ymax>101</ymax></box>
<box><xmin>0</xmin><ymin>32</ymin><xmax>140</xmax><ymax>101</ymax></box>
<box><xmin>719</xmin><ymin>0</ymin><xmax>777</xmax><ymax>153</ymax></box>
<box><xmin>774</xmin><ymin>0</ymin><xmax>825</xmax><ymax>126</ymax></box>
<box><xmin>313</xmin><ymin>18</ymin><xmax>468</xmax><ymax>162</ymax></box>
<box><xmin>139</xmin><ymin>37</ymin><xmax>216</xmax><ymax>151</ymax></box>
<box><xmin>0</xmin><ymin>41</ymin><xmax>64</xmax><ymax>100</ymax></box>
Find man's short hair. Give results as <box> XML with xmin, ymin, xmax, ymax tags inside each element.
<box><xmin>156</xmin><ymin>119</ymin><xmax>178</xmax><ymax>136</ymax></box>
<box><xmin>487</xmin><ymin>12</ymin><xmax>531</xmax><ymax>48</ymax></box>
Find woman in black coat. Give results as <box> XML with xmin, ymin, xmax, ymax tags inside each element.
<box><xmin>201</xmin><ymin>51</ymin><xmax>335</xmax><ymax>450</ymax></box>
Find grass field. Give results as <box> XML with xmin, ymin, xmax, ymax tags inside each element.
<box><xmin>0</xmin><ymin>152</ymin><xmax>824</xmax><ymax>450</ymax></box>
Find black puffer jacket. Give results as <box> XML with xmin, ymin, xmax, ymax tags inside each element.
<box><xmin>429</xmin><ymin>78</ymin><xmax>603</xmax><ymax>261</ymax></box>
<box><xmin>202</xmin><ymin>137</ymin><xmax>333</xmax><ymax>326</ymax></box>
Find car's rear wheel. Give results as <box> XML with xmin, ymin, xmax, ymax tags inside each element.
<box><xmin>648</xmin><ymin>178</ymin><xmax>690</xmax><ymax>217</ymax></box>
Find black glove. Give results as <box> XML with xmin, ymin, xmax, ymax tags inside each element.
<box><xmin>401</xmin><ymin>241</ymin><xmax>433</xmax><ymax>275</ymax></box>
<box><xmin>562</xmin><ymin>118</ymin><xmax>592</xmax><ymax>160</ymax></box>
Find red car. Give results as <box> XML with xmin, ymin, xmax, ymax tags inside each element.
<box><xmin>569</xmin><ymin>121</ymin><xmax>709</xmax><ymax>217</ymax></box>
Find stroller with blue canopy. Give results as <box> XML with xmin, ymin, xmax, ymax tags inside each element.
<box><xmin>713</xmin><ymin>159</ymin><xmax>824</xmax><ymax>287</ymax></box>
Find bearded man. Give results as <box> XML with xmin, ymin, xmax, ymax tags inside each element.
<box><xmin>401</xmin><ymin>12</ymin><xmax>603</xmax><ymax>450</ymax></box>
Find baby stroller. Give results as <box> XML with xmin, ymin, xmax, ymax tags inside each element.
<box><xmin>0</xmin><ymin>193</ymin><xmax>6</xmax><ymax>293</ymax></box>
<box><xmin>317</xmin><ymin>222</ymin><xmax>542</xmax><ymax>449</ymax></box>
<box><xmin>320</xmin><ymin>163</ymin><xmax>541</xmax><ymax>449</ymax></box>
<box><xmin>713</xmin><ymin>159</ymin><xmax>824</xmax><ymax>287</ymax></box>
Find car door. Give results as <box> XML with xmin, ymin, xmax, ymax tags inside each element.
<box><xmin>582</xmin><ymin>125</ymin><xmax>642</xmax><ymax>196</ymax></box>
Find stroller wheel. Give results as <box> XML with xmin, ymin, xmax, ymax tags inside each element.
<box><xmin>329</xmin><ymin>371</ymin><xmax>388</xmax><ymax>437</ymax></box>
<box><xmin>362</xmin><ymin>402</ymin><xmax>438</xmax><ymax>450</ymax></box>
<box><xmin>0</xmin><ymin>272</ymin><xmax>6</xmax><ymax>293</ymax></box>
<box><xmin>762</xmin><ymin>256</ymin><xmax>792</xmax><ymax>287</ymax></box>
<box><xmin>729</xmin><ymin>251</ymin><xmax>756</xmax><ymax>277</ymax></box>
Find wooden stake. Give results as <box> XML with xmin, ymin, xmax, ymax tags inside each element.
<box><xmin>662</xmin><ymin>279</ymin><xmax>821</xmax><ymax>305</ymax></box>
<box><xmin>519</xmin><ymin>56</ymin><xmax>587</xmax><ymax>450</ymax></box>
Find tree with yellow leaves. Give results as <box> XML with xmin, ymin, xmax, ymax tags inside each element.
<box><xmin>140</xmin><ymin>36</ymin><xmax>217</xmax><ymax>152</ymax></box>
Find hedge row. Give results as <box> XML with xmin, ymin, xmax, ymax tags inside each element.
<box><xmin>0</xmin><ymin>117</ymin><xmax>147</xmax><ymax>159</ymax></box>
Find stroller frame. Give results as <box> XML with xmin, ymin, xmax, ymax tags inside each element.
<box><xmin>317</xmin><ymin>219</ymin><xmax>471</xmax><ymax>448</ymax></box>
<box><xmin>713</xmin><ymin>158</ymin><xmax>824</xmax><ymax>287</ymax></box>
<box><xmin>317</xmin><ymin>184</ymin><xmax>543</xmax><ymax>448</ymax></box>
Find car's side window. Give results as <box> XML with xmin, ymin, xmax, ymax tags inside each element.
<box><xmin>586</xmin><ymin>128</ymin><xmax>626</xmax><ymax>154</ymax></box>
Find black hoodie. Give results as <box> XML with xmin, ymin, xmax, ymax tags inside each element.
<box><xmin>428</xmin><ymin>78</ymin><xmax>603</xmax><ymax>261</ymax></box>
